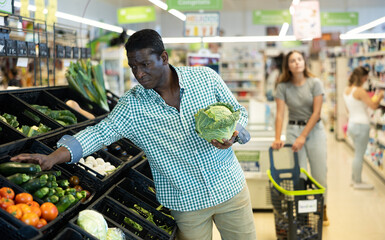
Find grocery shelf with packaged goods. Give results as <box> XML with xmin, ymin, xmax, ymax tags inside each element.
<box><xmin>343</xmin><ymin>38</ymin><xmax>385</xmax><ymax>182</ymax></box>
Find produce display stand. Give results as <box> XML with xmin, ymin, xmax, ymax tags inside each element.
<box><xmin>267</xmin><ymin>146</ymin><xmax>325</xmax><ymax>240</ymax></box>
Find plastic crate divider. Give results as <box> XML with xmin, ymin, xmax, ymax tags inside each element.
<box><xmin>0</xmin><ymin>93</ymin><xmax>63</xmax><ymax>137</ymax></box>
<box><xmin>52</xmin><ymin>226</ymin><xmax>84</xmax><ymax>240</ymax></box>
<box><xmin>131</xmin><ymin>159</ymin><xmax>153</xmax><ymax>181</ymax></box>
<box><xmin>11</xmin><ymin>90</ymin><xmax>89</xmax><ymax>126</ymax></box>
<box><xmin>105</xmin><ymin>138</ymin><xmax>144</xmax><ymax>168</ymax></box>
<box><xmin>0</xmin><ymin>120</ymin><xmax>26</xmax><ymax>147</ymax></box>
<box><xmin>107</xmin><ymin>186</ymin><xmax>176</xmax><ymax>236</ymax></box>
<box><xmin>89</xmin><ymin>196</ymin><xmax>172</xmax><ymax>240</ymax></box>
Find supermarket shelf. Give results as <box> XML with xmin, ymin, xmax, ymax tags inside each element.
<box><xmin>350</xmin><ymin>51</ymin><xmax>385</xmax><ymax>58</ymax></box>
<box><xmin>223</xmin><ymin>78</ymin><xmax>263</xmax><ymax>82</ymax></box>
<box><xmin>364</xmin><ymin>155</ymin><xmax>385</xmax><ymax>183</ymax></box>
<box><xmin>229</xmin><ymin>88</ymin><xmax>258</xmax><ymax>92</ymax></box>
<box><xmin>376</xmin><ymin>82</ymin><xmax>385</xmax><ymax>89</ymax></box>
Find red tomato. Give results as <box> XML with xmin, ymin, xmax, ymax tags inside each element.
<box><xmin>30</xmin><ymin>206</ymin><xmax>41</xmax><ymax>218</ymax></box>
<box><xmin>6</xmin><ymin>205</ymin><xmax>22</xmax><ymax>219</ymax></box>
<box><xmin>16</xmin><ymin>203</ymin><xmax>32</xmax><ymax>215</ymax></box>
<box><xmin>36</xmin><ymin>218</ymin><xmax>47</xmax><ymax>229</ymax></box>
<box><xmin>0</xmin><ymin>197</ymin><xmax>14</xmax><ymax>210</ymax></box>
<box><xmin>26</xmin><ymin>201</ymin><xmax>40</xmax><ymax>208</ymax></box>
<box><xmin>21</xmin><ymin>212</ymin><xmax>39</xmax><ymax>227</ymax></box>
<box><xmin>40</xmin><ymin>202</ymin><xmax>58</xmax><ymax>222</ymax></box>
<box><xmin>0</xmin><ymin>187</ymin><xmax>15</xmax><ymax>199</ymax></box>
<box><xmin>15</xmin><ymin>193</ymin><xmax>33</xmax><ymax>204</ymax></box>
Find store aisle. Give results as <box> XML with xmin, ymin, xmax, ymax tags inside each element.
<box><xmin>213</xmin><ymin>131</ymin><xmax>385</xmax><ymax>240</ymax></box>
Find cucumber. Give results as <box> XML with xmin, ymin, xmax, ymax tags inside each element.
<box><xmin>0</xmin><ymin>162</ymin><xmax>41</xmax><ymax>176</ymax></box>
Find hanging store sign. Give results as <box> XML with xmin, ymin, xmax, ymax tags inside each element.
<box><xmin>20</xmin><ymin>0</ymin><xmax>29</xmax><ymax>17</ymax></box>
<box><xmin>117</xmin><ymin>6</ymin><xmax>156</xmax><ymax>24</ymax></box>
<box><xmin>321</xmin><ymin>12</ymin><xmax>358</xmax><ymax>26</ymax></box>
<box><xmin>292</xmin><ymin>1</ymin><xmax>321</xmax><ymax>40</ymax></box>
<box><xmin>35</xmin><ymin>0</ymin><xmax>45</xmax><ymax>21</ymax></box>
<box><xmin>0</xmin><ymin>0</ymin><xmax>13</xmax><ymax>14</ymax></box>
<box><xmin>47</xmin><ymin>0</ymin><xmax>57</xmax><ymax>25</ymax></box>
<box><xmin>253</xmin><ymin>10</ymin><xmax>291</xmax><ymax>25</ymax></box>
<box><xmin>184</xmin><ymin>12</ymin><xmax>220</xmax><ymax>37</ymax></box>
<box><xmin>167</xmin><ymin>0</ymin><xmax>222</xmax><ymax>11</ymax></box>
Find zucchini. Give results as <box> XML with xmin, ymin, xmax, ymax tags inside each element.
<box><xmin>0</xmin><ymin>162</ymin><xmax>41</xmax><ymax>176</ymax></box>
<box><xmin>21</xmin><ymin>174</ymin><xmax>48</xmax><ymax>192</ymax></box>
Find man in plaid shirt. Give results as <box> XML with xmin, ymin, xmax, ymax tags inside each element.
<box><xmin>12</xmin><ymin>29</ymin><xmax>256</xmax><ymax>240</ymax></box>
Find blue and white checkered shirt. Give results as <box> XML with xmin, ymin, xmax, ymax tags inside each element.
<box><xmin>58</xmin><ymin>65</ymin><xmax>249</xmax><ymax>211</ymax></box>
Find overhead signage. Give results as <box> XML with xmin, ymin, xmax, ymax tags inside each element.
<box><xmin>253</xmin><ymin>10</ymin><xmax>291</xmax><ymax>25</ymax></box>
<box><xmin>35</xmin><ymin>0</ymin><xmax>45</xmax><ymax>21</ymax></box>
<box><xmin>167</xmin><ymin>0</ymin><xmax>222</xmax><ymax>11</ymax></box>
<box><xmin>184</xmin><ymin>12</ymin><xmax>220</xmax><ymax>37</ymax></box>
<box><xmin>20</xmin><ymin>0</ymin><xmax>29</xmax><ymax>18</ymax></box>
<box><xmin>47</xmin><ymin>0</ymin><xmax>58</xmax><ymax>25</ymax></box>
<box><xmin>117</xmin><ymin>6</ymin><xmax>156</xmax><ymax>24</ymax></box>
<box><xmin>0</xmin><ymin>0</ymin><xmax>13</xmax><ymax>14</ymax></box>
<box><xmin>321</xmin><ymin>12</ymin><xmax>358</xmax><ymax>26</ymax></box>
<box><xmin>292</xmin><ymin>1</ymin><xmax>321</xmax><ymax>40</ymax></box>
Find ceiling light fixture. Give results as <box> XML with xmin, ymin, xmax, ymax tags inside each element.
<box><xmin>168</xmin><ymin>9</ymin><xmax>186</xmax><ymax>21</ymax></box>
<box><xmin>148</xmin><ymin>0</ymin><xmax>168</xmax><ymax>11</ymax></box>
<box><xmin>346</xmin><ymin>15</ymin><xmax>385</xmax><ymax>34</ymax></box>
<box><xmin>340</xmin><ymin>33</ymin><xmax>385</xmax><ymax>40</ymax></box>
<box><xmin>279</xmin><ymin>22</ymin><xmax>289</xmax><ymax>37</ymax></box>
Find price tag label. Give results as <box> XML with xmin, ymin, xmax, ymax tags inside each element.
<box><xmin>39</xmin><ymin>43</ymin><xmax>48</xmax><ymax>57</ymax></box>
<box><xmin>0</xmin><ymin>38</ymin><xmax>5</xmax><ymax>56</ymax></box>
<box><xmin>298</xmin><ymin>199</ymin><xmax>317</xmax><ymax>213</ymax></box>
<box><xmin>63</xmin><ymin>59</ymin><xmax>71</xmax><ymax>67</ymax></box>
<box><xmin>17</xmin><ymin>58</ymin><xmax>28</xmax><ymax>67</ymax></box>
<box><xmin>72</xmin><ymin>47</ymin><xmax>79</xmax><ymax>59</ymax></box>
<box><xmin>81</xmin><ymin>47</ymin><xmax>87</xmax><ymax>59</ymax></box>
<box><xmin>56</xmin><ymin>44</ymin><xmax>64</xmax><ymax>58</ymax></box>
<box><xmin>86</xmin><ymin>48</ymin><xmax>91</xmax><ymax>59</ymax></box>
<box><xmin>27</xmin><ymin>42</ymin><xmax>36</xmax><ymax>57</ymax></box>
<box><xmin>6</xmin><ymin>39</ymin><xmax>17</xmax><ymax>56</ymax></box>
<box><xmin>65</xmin><ymin>46</ymin><xmax>72</xmax><ymax>58</ymax></box>
<box><xmin>17</xmin><ymin>41</ymin><xmax>27</xmax><ymax>57</ymax></box>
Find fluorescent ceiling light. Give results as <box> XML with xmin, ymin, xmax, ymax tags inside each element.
<box><xmin>163</xmin><ymin>37</ymin><xmax>201</xmax><ymax>44</ymax></box>
<box><xmin>346</xmin><ymin>16</ymin><xmax>385</xmax><ymax>34</ymax></box>
<box><xmin>340</xmin><ymin>33</ymin><xmax>385</xmax><ymax>40</ymax></box>
<box><xmin>279</xmin><ymin>22</ymin><xmax>289</xmax><ymax>37</ymax></box>
<box><xmin>168</xmin><ymin>9</ymin><xmax>186</xmax><ymax>21</ymax></box>
<box><xmin>148</xmin><ymin>0</ymin><xmax>168</xmax><ymax>10</ymax></box>
<box><xmin>292</xmin><ymin>0</ymin><xmax>300</xmax><ymax>5</ymax></box>
<box><xmin>203</xmin><ymin>35</ymin><xmax>298</xmax><ymax>43</ymax></box>
<box><xmin>289</xmin><ymin>6</ymin><xmax>295</xmax><ymax>15</ymax></box>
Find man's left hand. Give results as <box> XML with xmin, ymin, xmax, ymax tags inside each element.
<box><xmin>211</xmin><ymin>131</ymin><xmax>239</xmax><ymax>149</ymax></box>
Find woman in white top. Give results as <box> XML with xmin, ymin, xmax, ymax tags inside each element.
<box><xmin>343</xmin><ymin>66</ymin><xmax>384</xmax><ymax>190</ymax></box>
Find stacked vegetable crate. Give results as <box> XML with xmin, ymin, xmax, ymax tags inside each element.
<box><xmin>67</xmin><ymin>158</ymin><xmax>177</xmax><ymax>240</ymax></box>
<box><xmin>0</xmin><ymin>139</ymin><xmax>97</xmax><ymax>239</ymax></box>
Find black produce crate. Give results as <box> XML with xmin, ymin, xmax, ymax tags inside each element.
<box><xmin>69</xmin><ymin>213</ymin><xmax>139</xmax><ymax>240</ymax></box>
<box><xmin>12</xmin><ymin>90</ymin><xmax>89</xmax><ymax>127</ymax></box>
<box><xmin>107</xmin><ymin>186</ymin><xmax>176</xmax><ymax>237</ymax></box>
<box><xmin>45</xmin><ymin>86</ymin><xmax>109</xmax><ymax>117</ymax></box>
<box><xmin>90</xmin><ymin>196</ymin><xmax>174</xmax><ymax>240</ymax></box>
<box><xmin>0</xmin><ymin>121</ymin><xmax>25</xmax><ymax>147</ymax></box>
<box><xmin>106</xmin><ymin>89</ymin><xmax>120</xmax><ymax>110</ymax></box>
<box><xmin>52</xmin><ymin>227</ymin><xmax>84</xmax><ymax>240</ymax></box>
<box><xmin>0</xmin><ymin>139</ymin><xmax>97</xmax><ymax>239</ymax></box>
<box><xmin>132</xmin><ymin>158</ymin><xmax>153</xmax><ymax>180</ymax></box>
<box><xmin>0</xmin><ymin>93</ymin><xmax>62</xmax><ymax>137</ymax></box>
<box><xmin>0</xmin><ymin>175</ymin><xmax>43</xmax><ymax>240</ymax></box>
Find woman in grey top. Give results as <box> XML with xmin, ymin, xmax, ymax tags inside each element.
<box><xmin>271</xmin><ymin>50</ymin><xmax>328</xmax><ymax>226</ymax></box>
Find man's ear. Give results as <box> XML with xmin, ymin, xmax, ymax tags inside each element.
<box><xmin>160</xmin><ymin>51</ymin><xmax>168</xmax><ymax>65</ymax></box>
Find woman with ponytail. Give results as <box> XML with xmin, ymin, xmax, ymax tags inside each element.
<box><xmin>343</xmin><ymin>66</ymin><xmax>384</xmax><ymax>190</ymax></box>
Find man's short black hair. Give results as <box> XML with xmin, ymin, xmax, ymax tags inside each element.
<box><xmin>125</xmin><ymin>29</ymin><xmax>165</xmax><ymax>56</ymax></box>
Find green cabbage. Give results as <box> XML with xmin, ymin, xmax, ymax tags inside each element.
<box><xmin>194</xmin><ymin>102</ymin><xmax>240</xmax><ymax>143</ymax></box>
<box><xmin>107</xmin><ymin>228</ymin><xmax>125</xmax><ymax>240</ymax></box>
<box><xmin>77</xmin><ymin>210</ymin><xmax>108</xmax><ymax>240</ymax></box>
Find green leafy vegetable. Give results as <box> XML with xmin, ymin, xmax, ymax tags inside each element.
<box><xmin>194</xmin><ymin>102</ymin><xmax>240</xmax><ymax>143</ymax></box>
<box><xmin>107</xmin><ymin>228</ymin><xmax>125</xmax><ymax>240</ymax></box>
<box><xmin>77</xmin><ymin>210</ymin><xmax>108</xmax><ymax>240</ymax></box>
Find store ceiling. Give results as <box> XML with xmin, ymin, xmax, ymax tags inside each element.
<box><xmin>98</xmin><ymin>0</ymin><xmax>385</xmax><ymax>11</ymax></box>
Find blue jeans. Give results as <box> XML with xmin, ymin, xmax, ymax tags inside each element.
<box><xmin>286</xmin><ymin>121</ymin><xmax>328</xmax><ymax>199</ymax></box>
<box><xmin>171</xmin><ymin>185</ymin><xmax>256</xmax><ymax>240</ymax></box>
<box><xmin>347</xmin><ymin>123</ymin><xmax>370</xmax><ymax>183</ymax></box>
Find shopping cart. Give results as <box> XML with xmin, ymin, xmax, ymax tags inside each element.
<box><xmin>267</xmin><ymin>145</ymin><xmax>325</xmax><ymax>240</ymax></box>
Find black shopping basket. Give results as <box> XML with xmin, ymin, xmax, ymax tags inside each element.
<box><xmin>267</xmin><ymin>145</ymin><xmax>325</xmax><ymax>240</ymax></box>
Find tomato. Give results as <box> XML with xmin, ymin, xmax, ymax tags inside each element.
<box><xmin>0</xmin><ymin>187</ymin><xmax>15</xmax><ymax>199</ymax></box>
<box><xmin>30</xmin><ymin>206</ymin><xmax>41</xmax><ymax>218</ymax></box>
<box><xmin>26</xmin><ymin>201</ymin><xmax>40</xmax><ymax>208</ymax></box>
<box><xmin>15</xmin><ymin>193</ymin><xmax>33</xmax><ymax>204</ymax></box>
<box><xmin>21</xmin><ymin>212</ymin><xmax>39</xmax><ymax>227</ymax></box>
<box><xmin>73</xmin><ymin>185</ymin><xmax>83</xmax><ymax>192</ymax></box>
<box><xmin>0</xmin><ymin>197</ymin><xmax>14</xmax><ymax>210</ymax></box>
<box><xmin>36</xmin><ymin>218</ymin><xmax>47</xmax><ymax>229</ymax></box>
<box><xmin>81</xmin><ymin>190</ymin><xmax>91</xmax><ymax>202</ymax></box>
<box><xmin>40</xmin><ymin>202</ymin><xmax>58</xmax><ymax>222</ymax></box>
<box><xmin>6</xmin><ymin>205</ymin><xmax>22</xmax><ymax>219</ymax></box>
<box><xmin>16</xmin><ymin>203</ymin><xmax>32</xmax><ymax>215</ymax></box>
<box><xmin>69</xmin><ymin>176</ymin><xmax>80</xmax><ymax>187</ymax></box>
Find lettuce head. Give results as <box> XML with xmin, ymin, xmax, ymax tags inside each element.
<box><xmin>194</xmin><ymin>102</ymin><xmax>240</xmax><ymax>143</ymax></box>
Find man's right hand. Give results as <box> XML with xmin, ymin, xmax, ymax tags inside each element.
<box><xmin>10</xmin><ymin>147</ymin><xmax>71</xmax><ymax>170</ymax></box>
<box><xmin>272</xmin><ymin>140</ymin><xmax>284</xmax><ymax>150</ymax></box>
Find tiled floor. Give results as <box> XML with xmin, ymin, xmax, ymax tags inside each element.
<box><xmin>213</xmin><ymin>131</ymin><xmax>385</xmax><ymax>240</ymax></box>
